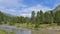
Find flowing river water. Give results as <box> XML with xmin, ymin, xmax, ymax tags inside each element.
<box><xmin>0</xmin><ymin>24</ymin><xmax>60</xmax><ymax>34</ymax></box>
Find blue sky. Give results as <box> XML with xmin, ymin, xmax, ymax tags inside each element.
<box><xmin>0</xmin><ymin>0</ymin><xmax>60</xmax><ymax>17</ymax></box>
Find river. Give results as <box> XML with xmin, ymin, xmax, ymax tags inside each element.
<box><xmin>0</xmin><ymin>24</ymin><xmax>31</xmax><ymax>34</ymax></box>
<box><xmin>0</xmin><ymin>24</ymin><xmax>60</xmax><ymax>34</ymax></box>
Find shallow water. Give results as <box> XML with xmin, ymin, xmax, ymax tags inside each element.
<box><xmin>0</xmin><ymin>25</ymin><xmax>31</xmax><ymax>34</ymax></box>
<box><xmin>0</xmin><ymin>25</ymin><xmax>60</xmax><ymax>34</ymax></box>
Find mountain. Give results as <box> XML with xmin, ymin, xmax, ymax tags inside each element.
<box><xmin>47</xmin><ymin>5</ymin><xmax>60</xmax><ymax>13</ymax></box>
<box><xmin>53</xmin><ymin>5</ymin><xmax>60</xmax><ymax>11</ymax></box>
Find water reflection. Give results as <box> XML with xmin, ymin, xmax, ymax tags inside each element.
<box><xmin>0</xmin><ymin>25</ymin><xmax>60</xmax><ymax>34</ymax></box>
<box><xmin>0</xmin><ymin>25</ymin><xmax>31</xmax><ymax>34</ymax></box>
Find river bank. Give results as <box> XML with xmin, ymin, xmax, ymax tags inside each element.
<box><xmin>1</xmin><ymin>24</ymin><xmax>60</xmax><ymax>30</ymax></box>
<box><xmin>0</xmin><ymin>30</ymin><xmax>15</xmax><ymax>34</ymax></box>
<box><xmin>0</xmin><ymin>24</ymin><xmax>60</xmax><ymax>34</ymax></box>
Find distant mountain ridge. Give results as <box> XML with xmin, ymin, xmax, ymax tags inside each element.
<box><xmin>53</xmin><ymin>5</ymin><xmax>60</xmax><ymax>11</ymax></box>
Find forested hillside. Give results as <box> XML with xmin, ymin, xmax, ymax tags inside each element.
<box><xmin>0</xmin><ymin>5</ymin><xmax>60</xmax><ymax>28</ymax></box>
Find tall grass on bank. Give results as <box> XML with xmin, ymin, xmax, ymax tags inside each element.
<box><xmin>0</xmin><ymin>30</ymin><xmax>15</xmax><ymax>34</ymax></box>
<box><xmin>14</xmin><ymin>23</ymin><xmax>58</xmax><ymax>29</ymax></box>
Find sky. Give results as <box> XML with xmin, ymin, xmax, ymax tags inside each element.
<box><xmin>0</xmin><ymin>0</ymin><xmax>60</xmax><ymax>17</ymax></box>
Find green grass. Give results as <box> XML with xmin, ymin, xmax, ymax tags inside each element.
<box><xmin>14</xmin><ymin>23</ymin><xmax>35</xmax><ymax>29</ymax></box>
<box><xmin>9</xmin><ymin>32</ymin><xmax>16</xmax><ymax>34</ymax></box>
<box><xmin>0</xmin><ymin>30</ymin><xmax>15</xmax><ymax>34</ymax></box>
<box><xmin>39</xmin><ymin>24</ymin><xmax>50</xmax><ymax>28</ymax></box>
<box><xmin>0</xmin><ymin>30</ymin><xmax>7</xmax><ymax>34</ymax></box>
<box><xmin>14</xmin><ymin>23</ymin><xmax>59</xmax><ymax>29</ymax></box>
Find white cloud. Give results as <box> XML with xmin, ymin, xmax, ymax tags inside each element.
<box><xmin>18</xmin><ymin>4</ymin><xmax>52</xmax><ymax>17</ymax></box>
<box><xmin>8</xmin><ymin>9</ymin><xmax>17</xmax><ymax>12</ymax></box>
<box><xmin>0</xmin><ymin>0</ymin><xmax>52</xmax><ymax>17</ymax></box>
<box><xmin>20</xmin><ymin>4</ymin><xmax>52</xmax><ymax>13</ymax></box>
<box><xmin>0</xmin><ymin>0</ymin><xmax>27</xmax><ymax>14</ymax></box>
<box><xmin>20</xmin><ymin>14</ymin><xmax>31</xmax><ymax>17</ymax></box>
<box><xmin>0</xmin><ymin>0</ymin><xmax>27</xmax><ymax>9</ymax></box>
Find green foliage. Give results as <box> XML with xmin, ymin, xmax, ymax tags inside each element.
<box><xmin>0</xmin><ymin>30</ymin><xmax>7</xmax><ymax>34</ymax></box>
<box><xmin>49</xmin><ymin>23</ymin><xmax>57</xmax><ymax>27</ymax></box>
<box><xmin>0</xmin><ymin>30</ymin><xmax>15</xmax><ymax>34</ymax></box>
<box><xmin>39</xmin><ymin>24</ymin><xmax>49</xmax><ymax>28</ymax></box>
<box><xmin>31</xmin><ymin>11</ymin><xmax>35</xmax><ymax>24</ymax></box>
<box><xmin>0</xmin><ymin>5</ymin><xmax>60</xmax><ymax>29</ymax></box>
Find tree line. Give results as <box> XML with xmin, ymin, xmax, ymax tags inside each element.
<box><xmin>0</xmin><ymin>5</ymin><xmax>60</xmax><ymax>27</ymax></box>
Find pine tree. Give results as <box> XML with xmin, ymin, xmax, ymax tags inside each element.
<box><xmin>31</xmin><ymin>11</ymin><xmax>35</xmax><ymax>24</ymax></box>
<box><xmin>39</xmin><ymin>10</ymin><xmax>44</xmax><ymax>24</ymax></box>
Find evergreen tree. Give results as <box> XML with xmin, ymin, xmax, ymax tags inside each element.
<box><xmin>39</xmin><ymin>10</ymin><xmax>44</xmax><ymax>24</ymax></box>
<box><xmin>50</xmin><ymin>11</ymin><xmax>54</xmax><ymax>23</ymax></box>
<box><xmin>44</xmin><ymin>12</ymin><xmax>51</xmax><ymax>24</ymax></box>
<box><xmin>31</xmin><ymin>11</ymin><xmax>35</xmax><ymax>24</ymax></box>
<box><xmin>36</xmin><ymin>11</ymin><xmax>40</xmax><ymax>24</ymax></box>
<box><xmin>54</xmin><ymin>10</ymin><xmax>60</xmax><ymax>25</ymax></box>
